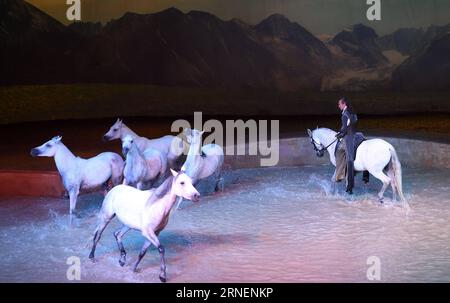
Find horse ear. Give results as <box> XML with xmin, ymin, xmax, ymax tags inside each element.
<box><xmin>307</xmin><ymin>129</ymin><xmax>312</xmax><ymax>137</ymax></box>
<box><xmin>53</xmin><ymin>135</ymin><xmax>62</xmax><ymax>142</ymax></box>
<box><xmin>170</xmin><ymin>168</ymin><xmax>178</xmax><ymax>177</ymax></box>
<box><xmin>183</xmin><ymin>128</ymin><xmax>191</xmax><ymax>136</ymax></box>
<box><xmin>116</xmin><ymin>118</ymin><xmax>123</xmax><ymax>125</ymax></box>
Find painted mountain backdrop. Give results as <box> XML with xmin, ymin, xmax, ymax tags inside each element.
<box><xmin>1</xmin><ymin>0</ymin><xmax>449</xmax><ymax>91</ymax></box>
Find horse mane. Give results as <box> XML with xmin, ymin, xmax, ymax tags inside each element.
<box><xmin>121</xmin><ymin>122</ymin><xmax>139</xmax><ymax>138</ymax></box>
<box><xmin>317</xmin><ymin>127</ymin><xmax>337</xmax><ymax>136</ymax></box>
<box><xmin>313</xmin><ymin>128</ymin><xmax>337</xmax><ymax>147</ymax></box>
<box><xmin>144</xmin><ymin>175</ymin><xmax>174</xmax><ymax>206</ymax></box>
<box><xmin>154</xmin><ymin>175</ymin><xmax>175</xmax><ymax>198</ymax></box>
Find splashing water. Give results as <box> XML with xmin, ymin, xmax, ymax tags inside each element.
<box><xmin>0</xmin><ymin>166</ymin><xmax>449</xmax><ymax>282</ymax></box>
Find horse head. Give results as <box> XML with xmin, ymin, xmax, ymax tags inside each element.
<box><xmin>31</xmin><ymin>135</ymin><xmax>62</xmax><ymax>157</ymax></box>
<box><xmin>121</xmin><ymin>134</ymin><xmax>134</xmax><ymax>156</ymax></box>
<box><xmin>184</xmin><ymin>128</ymin><xmax>204</xmax><ymax>145</ymax></box>
<box><xmin>171</xmin><ymin>169</ymin><xmax>200</xmax><ymax>202</ymax></box>
<box><xmin>103</xmin><ymin>118</ymin><xmax>123</xmax><ymax>141</ymax></box>
<box><xmin>307</xmin><ymin>128</ymin><xmax>325</xmax><ymax>158</ymax></box>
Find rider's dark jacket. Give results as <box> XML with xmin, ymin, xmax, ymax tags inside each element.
<box><xmin>338</xmin><ymin>108</ymin><xmax>358</xmax><ymax>137</ymax></box>
<box><xmin>337</xmin><ymin>107</ymin><xmax>358</xmax><ymax>190</ymax></box>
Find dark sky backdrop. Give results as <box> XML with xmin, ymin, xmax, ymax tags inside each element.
<box><xmin>27</xmin><ymin>0</ymin><xmax>450</xmax><ymax>35</ymax></box>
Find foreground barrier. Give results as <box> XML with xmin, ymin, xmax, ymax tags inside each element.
<box><xmin>0</xmin><ymin>170</ymin><xmax>64</xmax><ymax>197</ymax></box>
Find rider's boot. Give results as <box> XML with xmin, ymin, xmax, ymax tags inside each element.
<box><xmin>346</xmin><ymin>160</ymin><xmax>354</xmax><ymax>194</ymax></box>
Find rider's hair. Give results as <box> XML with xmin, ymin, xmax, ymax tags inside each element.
<box><xmin>339</xmin><ymin>97</ymin><xmax>355</xmax><ymax>114</ymax></box>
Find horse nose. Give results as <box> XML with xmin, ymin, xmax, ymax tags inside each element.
<box><xmin>30</xmin><ymin>148</ymin><xmax>39</xmax><ymax>157</ymax></box>
<box><xmin>192</xmin><ymin>193</ymin><xmax>200</xmax><ymax>202</ymax></box>
<box><xmin>102</xmin><ymin>135</ymin><xmax>109</xmax><ymax>142</ymax></box>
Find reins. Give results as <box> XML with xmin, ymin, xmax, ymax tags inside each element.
<box><xmin>310</xmin><ymin>136</ymin><xmax>339</xmax><ymax>153</ymax></box>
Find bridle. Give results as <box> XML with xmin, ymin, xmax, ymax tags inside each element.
<box><xmin>309</xmin><ymin>135</ymin><xmax>338</xmax><ymax>158</ymax></box>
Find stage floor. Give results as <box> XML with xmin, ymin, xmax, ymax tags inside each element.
<box><xmin>1</xmin><ymin>166</ymin><xmax>449</xmax><ymax>282</ymax></box>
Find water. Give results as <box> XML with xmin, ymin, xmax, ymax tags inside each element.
<box><xmin>0</xmin><ymin>166</ymin><xmax>449</xmax><ymax>282</ymax></box>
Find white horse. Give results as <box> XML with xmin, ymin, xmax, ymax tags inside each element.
<box><xmin>122</xmin><ymin>135</ymin><xmax>167</xmax><ymax>190</ymax></box>
<box><xmin>307</xmin><ymin>128</ymin><xmax>408</xmax><ymax>207</ymax></box>
<box><xmin>103</xmin><ymin>119</ymin><xmax>183</xmax><ymax>169</ymax></box>
<box><xmin>177</xmin><ymin>128</ymin><xmax>224</xmax><ymax>208</ymax></box>
<box><xmin>31</xmin><ymin>136</ymin><xmax>124</xmax><ymax>216</ymax></box>
<box><xmin>89</xmin><ymin>169</ymin><xmax>200</xmax><ymax>282</ymax></box>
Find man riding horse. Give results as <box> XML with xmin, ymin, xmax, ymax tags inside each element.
<box><xmin>335</xmin><ymin>97</ymin><xmax>368</xmax><ymax>194</ymax></box>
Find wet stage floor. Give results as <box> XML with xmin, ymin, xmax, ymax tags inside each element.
<box><xmin>0</xmin><ymin>166</ymin><xmax>449</xmax><ymax>282</ymax></box>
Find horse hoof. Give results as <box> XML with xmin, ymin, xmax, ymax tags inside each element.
<box><xmin>159</xmin><ymin>275</ymin><xmax>167</xmax><ymax>283</ymax></box>
<box><xmin>133</xmin><ymin>268</ymin><xmax>142</xmax><ymax>273</ymax></box>
<box><xmin>119</xmin><ymin>260</ymin><xmax>126</xmax><ymax>267</ymax></box>
<box><xmin>89</xmin><ymin>257</ymin><xmax>97</xmax><ymax>263</ymax></box>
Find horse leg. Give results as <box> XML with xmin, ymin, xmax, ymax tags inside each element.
<box><xmin>114</xmin><ymin>225</ymin><xmax>131</xmax><ymax>267</ymax></box>
<box><xmin>68</xmin><ymin>187</ymin><xmax>80</xmax><ymax>223</ymax></box>
<box><xmin>157</xmin><ymin>245</ymin><xmax>166</xmax><ymax>282</ymax></box>
<box><xmin>214</xmin><ymin>171</ymin><xmax>224</xmax><ymax>192</ymax></box>
<box><xmin>370</xmin><ymin>171</ymin><xmax>391</xmax><ymax>203</ymax></box>
<box><xmin>331</xmin><ymin>169</ymin><xmax>337</xmax><ymax>194</ymax></box>
<box><xmin>132</xmin><ymin>240</ymin><xmax>151</xmax><ymax>273</ymax></box>
<box><xmin>143</xmin><ymin>230</ymin><xmax>167</xmax><ymax>282</ymax></box>
<box><xmin>89</xmin><ymin>214</ymin><xmax>115</xmax><ymax>261</ymax></box>
<box><xmin>63</xmin><ymin>191</ymin><xmax>69</xmax><ymax>199</ymax></box>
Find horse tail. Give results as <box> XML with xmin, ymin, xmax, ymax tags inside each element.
<box><xmin>389</xmin><ymin>146</ymin><xmax>408</xmax><ymax>206</ymax></box>
<box><xmin>110</xmin><ymin>153</ymin><xmax>125</xmax><ymax>185</ymax></box>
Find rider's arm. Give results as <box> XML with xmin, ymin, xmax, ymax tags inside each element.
<box><xmin>336</xmin><ymin>114</ymin><xmax>349</xmax><ymax>138</ymax></box>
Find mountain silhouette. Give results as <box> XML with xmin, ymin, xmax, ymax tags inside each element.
<box><xmin>0</xmin><ymin>2</ymin><xmax>332</xmax><ymax>90</ymax></box>
<box><xmin>392</xmin><ymin>32</ymin><xmax>450</xmax><ymax>90</ymax></box>
<box><xmin>377</xmin><ymin>23</ymin><xmax>450</xmax><ymax>56</ymax></box>
<box><xmin>331</xmin><ymin>23</ymin><xmax>388</xmax><ymax>68</ymax></box>
<box><xmin>1</xmin><ymin>0</ymin><xmax>448</xmax><ymax>91</ymax></box>
<box><xmin>0</xmin><ymin>0</ymin><xmax>79</xmax><ymax>84</ymax></box>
